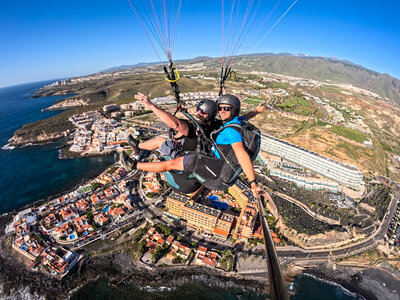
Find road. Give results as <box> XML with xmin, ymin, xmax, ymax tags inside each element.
<box><xmin>49</xmin><ymin>156</ymin><xmax>400</xmax><ymax>269</ymax></box>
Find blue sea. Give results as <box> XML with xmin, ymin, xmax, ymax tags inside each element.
<box><xmin>70</xmin><ymin>274</ymin><xmax>364</xmax><ymax>299</ymax></box>
<box><xmin>0</xmin><ymin>80</ymin><xmax>113</xmax><ymax>214</ymax></box>
<box><xmin>0</xmin><ymin>81</ymin><xmax>362</xmax><ymax>299</ymax></box>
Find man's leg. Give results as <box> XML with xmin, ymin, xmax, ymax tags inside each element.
<box><xmin>138</xmin><ymin>136</ymin><xmax>167</xmax><ymax>151</ymax></box>
<box><xmin>137</xmin><ymin>156</ymin><xmax>184</xmax><ymax>172</ymax></box>
<box><xmin>127</xmin><ymin>135</ymin><xmax>166</xmax><ymax>154</ymax></box>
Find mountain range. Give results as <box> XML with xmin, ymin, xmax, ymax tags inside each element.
<box><xmin>102</xmin><ymin>53</ymin><xmax>400</xmax><ymax>104</ymax></box>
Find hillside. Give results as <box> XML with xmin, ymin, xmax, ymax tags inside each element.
<box><xmin>12</xmin><ymin>55</ymin><xmax>400</xmax><ymax>179</ymax></box>
<box><xmin>230</xmin><ymin>54</ymin><xmax>400</xmax><ymax>103</ymax></box>
<box><xmin>111</xmin><ymin>54</ymin><xmax>400</xmax><ymax>104</ymax></box>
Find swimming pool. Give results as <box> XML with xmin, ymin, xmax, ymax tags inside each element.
<box><xmin>209</xmin><ymin>195</ymin><xmax>219</xmax><ymax>201</ymax></box>
<box><xmin>209</xmin><ymin>195</ymin><xmax>229</xmax><ymax>210</ymax></box>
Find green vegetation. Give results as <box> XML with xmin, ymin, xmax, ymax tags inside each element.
<box><xmin>292</xmin><ymin>120</ymin><xmax>317</xmax><ymax>135</ymax></box>
<box><xmin>320</xmin><ymin>85</ymin><xmax>341</xmax><ymax>93</ymax></box>
<box><xmin>133</xmin><ymin>240</ymin><xmax>147</xmax><ymax>259</ymax></box>
<box><xmin>277</xmin><ymin>96</ymin><xmax>316</xmax><ymax>116</ymax></box>
<box><xmin>380</xmin><ymin>142</ymin><xmax>394</xmax><ymax>153</ymax></box>
<box><xmin>146</xmin><ymin>192</ymin><xmax>158</xmax><ymax>198</ymax></box>
<box><xmin>152</xmin><ymin>243</ymin><xmax>170</xmax><ymax>264</ymax></box>
<box><xmin>133</xmin><ymin>224</ymin><xmax>150</xmax><ymax>243</ymax></box>
<box><xmin>361</xmin><ymin>184</ymin><xmax>391</xmax><ymax>221</ymax></box>
<box><xmin>219</xmin><ymin>249</ymin><xmax>234</xmax><ymax>272</ymax></box>
<box><xmin>330</xmin><ymin>125</ymin><xmax>367</xmax><ymax>143</ymax></box>
<box><xmin>264</xmin><ymin>82</ymin><xmax>288</xmax><ymax>89</ymax></box>
<box><xmin>90</xmin><ymin>182</ymin><xmax>103</xmax><ymax>190</ymax></box>
<box><xmin>172</xmin><ymin>256</ymin><xmax>185</xmax><ymax>264</ymax></box>
<box><xmin>317</xmin><ymin>120</ymin><xmax>329</xmax><ymax>126</ymax></box>
<box><xmin>86</xmin><ymin>211</ymin><xmax>94</xmax><ymax>224</ymax></box>
<box><xmin>156</xmin><ymin>224</ymin><xmax>172</xmax><ymax>236</ymax></box>
<box><xmin>244</xmin><ymin>98</ymin><xmax>264</xmax><ymax>104</ymax></box>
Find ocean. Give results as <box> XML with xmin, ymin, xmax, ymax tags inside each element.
<box><xmin>70</xmin><ymin>274</ymin><xmax>363</xmax><ymax>299</ymax></box>
<box><xmin>0</xmin><ymin>80</ymin><xmax>113</xmax><ymax>214</ymax></box>
<box><xmin>0</xmin><ymin>81</ymin><xmax>362</xmax><ymax>299</ymax></box>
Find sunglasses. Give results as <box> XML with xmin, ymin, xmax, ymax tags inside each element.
<box><xmin>196</xmin><ymin>108</ymin><xmax>209</xmax><ymax>115</ymax></box>
<box><xmin>218</xmin><ymin>106</ymin><xmax>233</xmax><ymax>112</ymax></box>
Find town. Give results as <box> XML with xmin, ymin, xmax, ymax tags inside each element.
<box><xmin>4</xmin><ymin>92</ymin><xmax>400</xmax><ymax>282</ymax></box>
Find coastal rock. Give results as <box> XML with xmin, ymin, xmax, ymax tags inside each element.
<box><xmin>9</xmin><ymin>131</ymin><xmax>64</xmax><ymax>147</ymax></box>
<box><xmin>44</xmin><ymin>97</ymin><xmax>88</xmax><ymax>111</ymax></box>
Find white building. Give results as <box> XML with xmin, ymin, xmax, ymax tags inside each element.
<box><xmin>260</xmin><ymin>133</ymin><xmax>363</xmax><ymax>190</ymax></box>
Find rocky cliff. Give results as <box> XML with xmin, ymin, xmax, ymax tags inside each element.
<box><xmin>44</xmin><ymin>97</ymin><xmax>88</xmax><ymax>111</ymax></box>
<box><xmin>9</xmin><ymin>131</ymin><xmax>65</xmax><ymax>147</ymax></box>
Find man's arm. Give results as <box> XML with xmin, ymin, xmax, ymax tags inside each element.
<box><xmin>134</xmin><ymin>93</ymin><xmax>189</xmax><ymax>136</ymax></box>
<box><xmin>232</xmin><ymin>142</ymin><xmax>262</xmax><ymax>197</ymax></box>
<box><xmin>242</xmin><ymin>104</ymin><xmax>266</xmax><ymax>121</ymax></box>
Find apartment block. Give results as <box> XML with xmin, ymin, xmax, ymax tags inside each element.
<box><xmin>228</xmin><ymin>181</ymin><xmax>259</xmax><ymax>241</ymax></box>
<box><xmin>270</xmin><ymin>169</ymin><xmax>339</xmax><ymax>192</ymax></box>
<box><xmin>182</xmin><ymin>201</ymin><xmax>220</xmax><ymax>233</ymax></box>
<box><xmin>228</xmin><ymin>180</ymin><xmax>257</xmax><ymax>208</ymax></box>
<box><xmin>260</xmin><ymin>133</ymin><xmax>363</xmax><ymax>190</ymax></box>
<box><xmin>234</xmin><ymin>204</ymin><xmax>257</xmax><ymax>241</ymax></box>
<box><xmin>166</xmin><ymin>192</ymin><xmax>190</xmax><ymax>217</ymax></box>
<box><xmin>214</xmin><ymin>213</ymin><xmax>234</xmax><ymax>238</ymax></box>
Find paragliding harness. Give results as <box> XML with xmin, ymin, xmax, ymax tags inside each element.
<box><xmin>164</xmin><ymin>61</ymin><xmax>261</xmax><ymax>192</ymax></box>
<box><xmin>190</xmin><ymin>120</ymin><xmax>261</xmax><ymax>191</ymax></box>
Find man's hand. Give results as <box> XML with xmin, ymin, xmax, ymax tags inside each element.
<box><xmin>134</xmin><ymin>93</ymin><xmax>153</xmax><ymax>110</ymax></box>
<box><xmin>251</xmin><ymin>182</ymin><xmax>263</xmax><ymax>198</ymax></box>
<box><xmin>254</xmin><ymin>104</ymin><xmax>266</xmax><ymax>114</ymax></box>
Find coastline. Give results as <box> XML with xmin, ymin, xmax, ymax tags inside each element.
<box><xmin>1</xmin><ymin>81</ymin><xmax>399</xmax><ymax>299</ymax></box>
<box><xmin>0</xmin><ymin>228</ymin><xmax>267</xmax><ymax>300</ymax></box>
<box><xmin>1</xmin><ymin>203</ymin><xmax>394</xmax><ymax>300</ymax></box>
<box><xmin>305</xmin><ymin>263</ymin><xmax>400</xmax><ymax>300</ymax></box>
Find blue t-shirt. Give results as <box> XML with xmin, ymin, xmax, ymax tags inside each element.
<box><xmin>212</xmin><ymin>116</ymin><xmax>246</xmax><ymax>158</ymax></box>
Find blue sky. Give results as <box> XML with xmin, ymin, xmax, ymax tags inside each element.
<box><xmin>0</xmin><ymin>0</ymin><xmax>399</xmax><ymax>88</ymax></box>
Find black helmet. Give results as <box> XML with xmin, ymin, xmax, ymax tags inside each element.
<box><xmin>217</xmin><ymin>94</ymin><xmax>241</xmax><ymax>117</ymax></box>
<box><xmin>196</xmin><ymin>99</ymin><xmax>217</xmax><ymax>121</ymax></box>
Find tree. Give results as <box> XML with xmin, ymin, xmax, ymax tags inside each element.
<box><xmin>86</xmin><ymin>211</ymin><xmax>94</xmax><ymax>224</ymax></box>
<box><xmin>157</xmin><ymin>224</ymin><xmax>172</xmax><ymax>236</ymax></box>
<box><xmin>35</xmin><ymin>255</ymin><xmax>43</xmax><ymax>264</ymax></box>
<box><xmin>172</xmin><ymin>256</ymin><xmax>184</xmax><ymax>264</ymax></box>
<box><xmin>91</xmin><ymin>182</ymin><xmax>103</xmax><ymax>190</ymax></box>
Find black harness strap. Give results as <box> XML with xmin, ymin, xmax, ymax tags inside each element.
<box><xmin>163</xmin><ymin>60</ymin><xmax>182</xmax><ymax>115</ymax></box>
<box><xmin>219</xmin><ymin>66</ymin><xmax>232</xmax><ymax>96</ymax></box>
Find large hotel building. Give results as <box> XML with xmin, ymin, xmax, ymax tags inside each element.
<box><xmin>165</xmin><ymin>180</ymin><xmax>259</xmax><ymax>241</ymax></box>
<box><xmin>165</xmin><ymin>192</ymin><xmax>234</xmax><ymax>239</ymax></box>
<box><xmin>260</xmin><ymin>133</ymin><xmax>364</xmax><ymax>190</ymax></box>
<box><xmin>228</xmin><ymin>181</ymin><xmax>258</xmax><ymax>241</ymax></box>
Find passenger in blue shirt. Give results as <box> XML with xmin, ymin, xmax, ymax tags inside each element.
<box><xmin>122</xmin><ymin>94</ymin><xmax>263</xmax><ymax>197</ymax></box>
<box><xmin>212</xmin><ymin>115</ymin><xmax>246</xmax><ymax>159</ymax></box>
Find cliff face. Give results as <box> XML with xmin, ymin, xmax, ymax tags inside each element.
<box><xmin>44</xmin><ymin>98</ymin><xmax>88</xmax><ymax>111</ymax></box>
<box><xmin>9</xmin><ymin>131</ymin><xmax>64</xmax><ymax>146</ymax></box>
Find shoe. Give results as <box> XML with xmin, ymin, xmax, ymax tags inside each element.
<box><xmin>127</xmin><ymin>134</ymin><xmax>140</xmax><ymax>154</ymax></box>
<box><xmin>120</xmin><ymin>151</ymin><xmax>137</xmax><ymax>172</ymax></box>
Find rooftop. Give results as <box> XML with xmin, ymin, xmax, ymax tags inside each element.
<box><xmin>184</xmin><ymin>201</ymin><xmax>220</xmax><ymax>217</ymax></box>
<box><xmin>168</xmin><ymin>192</ymin><xmax>190</xmax><ymax>203</ymax></box>
<box><xmin>261</xmin><ymin>133</ymin><xmax>361</xmax><ymax>172</ymax></box>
